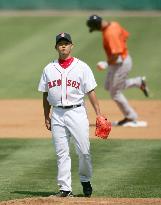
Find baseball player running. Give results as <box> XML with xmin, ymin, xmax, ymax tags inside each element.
<box><xmin>86</xmin><ymin>15</ymin><xmax>149</xmax><ymax>127</ymax></box>
<box><xmin>38</xmin><ymin>32</ymin><xmax>105</xmax><ymax>197</ymax></box>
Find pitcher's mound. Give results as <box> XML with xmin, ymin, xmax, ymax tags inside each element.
<box><xmin>1</xmin><ymin>197</ymin><xmax>161</xmax><ymax>205</ymax></box>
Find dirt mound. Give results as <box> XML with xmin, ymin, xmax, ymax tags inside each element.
<box><xmin>1</xmin><ymin>197</ymin><xmax>161</xmax><ymax>205</ymax></box>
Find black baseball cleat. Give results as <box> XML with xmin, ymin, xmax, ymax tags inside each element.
<box><xmin>55</xmin><ymin>190</ymin><xmax>73</xmax><ymax>197</ymax></box>
<box><xmin>81</xmin><ymin>181</ymin><xmax>93</xmax><ymax>197</ymax></box>
<box><xmin>140</xmin><ymin>76</ymin><xmax>149</xmax><ymax>97</ymax></box>
<box><xmin>112</xmin><ymin>117</ymin><xmax>135</xmax><ymax>126</ymax></box>
<box><xmin>117</xmin><ymin>118</ymin><xmax>134</xmax><ymax>126</ymax></box>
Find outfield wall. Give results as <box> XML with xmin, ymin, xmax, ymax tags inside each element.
<box><xmin>0</xmin><ymin>0</ymin><xmax>161</xmax><ymax>10</ymax></box>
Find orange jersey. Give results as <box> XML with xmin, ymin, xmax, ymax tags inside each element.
<box><xmin>102</xmin><ymin>22</ymin><xmax>129</xmax><ymax>65</ymax></box>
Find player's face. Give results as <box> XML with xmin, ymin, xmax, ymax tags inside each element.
<box><xmin>56</xmin><ymin>40</ymin><xmax>73</xmax><ymax>58</ymax></box>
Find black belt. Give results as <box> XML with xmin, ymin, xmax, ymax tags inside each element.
<box><xmin>57</xmin><ymin>104</ymin><xmax>81</xmax><ymax>109</ymax></box>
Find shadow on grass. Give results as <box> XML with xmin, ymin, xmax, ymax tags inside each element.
<box><xmin>11</xmin><ymin>191</ymin><xmax>55</xmax><ymax>197</ymax></box>
<box><xmin>11</xmin><ymin>191</ymin><xmax>84</xmax><ymax>197</ymax></box>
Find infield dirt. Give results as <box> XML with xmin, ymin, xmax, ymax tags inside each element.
<box><xmin>0</xmin><ymin>99</ymin><xmax>161</xmax><ymax>139</ymax></box>
<box><xmin>1</xmin><ymin>196</ymin><xmax>161</xmax><ymax>205</ymax></box>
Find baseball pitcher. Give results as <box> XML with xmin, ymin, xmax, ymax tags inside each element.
<box><xmin>38</xmin><ymin>33</ymin><xmax>111</xmax><ymax>197</ymax></box>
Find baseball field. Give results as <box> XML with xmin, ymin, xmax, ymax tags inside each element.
<box><xmin>0</xmin><ymin>11</ymin><xmax>161</xmax><ymax>205</ymax></box>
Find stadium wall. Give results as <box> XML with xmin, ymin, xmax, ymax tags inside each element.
<box><xmin>0</xmin><ymin>0</ymin><xmax>161</xmax><ymax>10</ymax></box>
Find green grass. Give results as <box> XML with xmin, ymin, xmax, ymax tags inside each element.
<box><xmin>0</xmin><ymin>138</ymin><xmax>161</xmax><ymax>202</ymax></box>
<box><xmin>0</xmin><ymin>15</ymin><xmax>161</xmax><ymax>99</ymax></box>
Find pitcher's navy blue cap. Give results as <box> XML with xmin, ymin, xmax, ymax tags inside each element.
<box><xmin>55</xmin><ymin>33</ymin><xmax>72</xmax><ymax>45</ymax></box>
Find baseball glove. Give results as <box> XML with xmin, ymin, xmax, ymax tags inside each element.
<box><xmin>95</xmin><ymin>116</ymin><xmax>112</xmax><ymax>139</ymax></box>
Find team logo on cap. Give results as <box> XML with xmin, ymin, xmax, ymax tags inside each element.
<box><xmin>60</xmin><ymin>33</ymin><xmax>65</xmax><ymax>37</ymax></box>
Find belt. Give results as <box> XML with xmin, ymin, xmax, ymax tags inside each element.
<box><xmin>56</xmin><ymin>104</ymin><xmax>81</xmax><ymax>109</ymax></box>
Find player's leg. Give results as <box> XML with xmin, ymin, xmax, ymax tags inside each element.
<box><xmin>112</xmin><ymin>55</ymin><xmax>132</xmax><ymax>90</ymax></box>
<box><xmin>66</xmin><ymin>106</ymin><xmax>92</xmax><ymax>181</ymax></box>
<box><xmin>104</xmin><ymin>56</ymin><xmax>131</xmax><ymax>91</ymax></box>
<box><xmin>124</xmin><ymin>55</ymin><xmax>149</xmax><ymax>97</ymax></box>
<box><xmin>125</xmin><ymin>77</ymin><xmax>142</xmax><ymax>88</ymax></box>
<box><xmin>104</xmin><ymin>69</ymin><xmax>111</xmax><ymax>91</ymax></box>
<box><xmin>65</xmin><ymin>106</ymin><xmax>93</xmax><ymax>196</ymax></box>
<box><xmin>51</xmin><ymin>109</ymin><xmax>72</xmax><ymax>193</ymax></box>
<box><xmin>111</xmin><ymin>89</ymin><xmax>138</xmax><ymax>120</ymax></box>
<box><xmin>107</xmin><ymin>56</ymin><xmax>138</xmax><ymax>122</ymax></box>
<box><xmin>125</xmin><ymin>77</ymin><xmax>149</xmax><ymax>97</ymax></box>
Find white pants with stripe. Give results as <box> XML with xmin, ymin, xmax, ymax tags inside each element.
<box><xmin>105</xmin><ymin>55</ymin><xmax>142</xmax><ymax>120</ymax></box>
<box><xmin>51</xmin><ymin>105</ymin><xmax>92</xmax><ymax>192</ymax></box>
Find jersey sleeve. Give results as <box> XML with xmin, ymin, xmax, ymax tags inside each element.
<box><xmin>83</xmin><ymin>64</ymin><xmax>97</xmax><ymax>94</ymax></box>
<box><xmin>38</xmin><ymin>68</ymin><xmax>48</xmax><ymax>92</ymax></box>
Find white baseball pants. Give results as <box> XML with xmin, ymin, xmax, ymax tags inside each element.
<box><xmin>51</xmin><ymin>106</ymin><xmax>92</xmax><ymax>192</ymax></box>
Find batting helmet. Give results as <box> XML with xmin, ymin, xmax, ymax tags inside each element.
<box><xmin>86</xmin><ymin>15</ymin><xmax>102</xmax><ymax>32</ymax></box>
